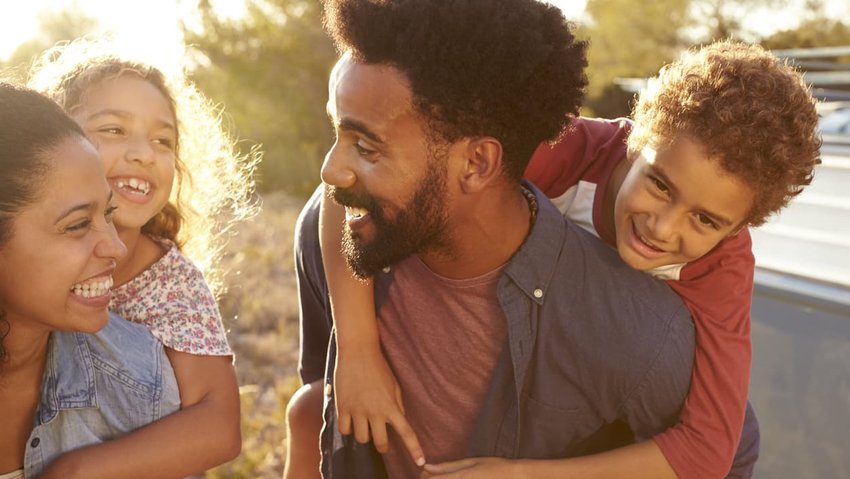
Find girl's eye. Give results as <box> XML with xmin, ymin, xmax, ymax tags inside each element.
<box><xmin>696</xmin><ymin>213</ymin><xmax>718</xmax><ymax>229</ymax></box>
<box><xmin>153</xmin><ymin>137</ymin><xmax>175</xmax><ymax>150</ymax></box>
<box><xmin>99</xmin><ymin>127</ymin><xmax>123</xmax><ymax>135</ymax></box>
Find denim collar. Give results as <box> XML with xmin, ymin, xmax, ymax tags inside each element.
<box><xmin>38</xmin><ymin>331</ymin><xmax>97</xmax><ymax>424</ymax></box>
<box><xmin>502</xmin><ymin>180</ymin><xmax>573</xmax><ymax>307</ymax></box>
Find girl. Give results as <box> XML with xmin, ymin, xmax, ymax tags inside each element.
<box><xmin>27</xmin><ymin>38</ymin><xmax>258</xmax><ymax>478</ymax></box>
<box><xmin>289</xmin><ymin>40</ymin><xmax>821</xmax><ymax>478</ymax></box>
<box><xmin>0</xmin><ymin>82</ymin><xmax>178</xmax><ymax>479</ymax></box>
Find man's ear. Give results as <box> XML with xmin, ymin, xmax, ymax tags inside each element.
<box><xmin>458</xmin><ymin>137</ymin><xmax>502</xmax><ymax>194</ymax></box>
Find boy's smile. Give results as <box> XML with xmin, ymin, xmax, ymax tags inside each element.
<box><xmin>613</xmin><ymin>138</ymin><xmax>755</xmax><ymax>271</ymax></box>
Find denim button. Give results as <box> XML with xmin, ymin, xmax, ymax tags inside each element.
<box><xmin>325</xmin><ymin>383</ymin><xmax>333</xmax><ymax>397</ymax></box>
<box><xmin>30</xmin><ymin>437</ymin><xmax>40</xmax><ymax>448</ymax></box>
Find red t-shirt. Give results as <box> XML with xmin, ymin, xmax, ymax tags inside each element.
<box><xmin>525</xmin><ymin>117</ymin><xmax>753</xmax><ymax>478</ymax></box>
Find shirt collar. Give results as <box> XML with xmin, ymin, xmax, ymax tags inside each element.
<box><xmin>502</xmin><ymin>180</ymin><xmax>569</xmax><ymax>305</ymax></box>
<box><xmin>38</xmin><ymin>330</ymin><xmax>96</xmax><ymax>424</ymax></box>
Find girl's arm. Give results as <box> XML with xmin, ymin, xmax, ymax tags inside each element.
<box><xmin>320</xmin><ymin>189</ymin><xmax>424</xmax><ymax>465</ymax></box>
<box><xmin>38</xmin><ymin>351</ymin><xmax>241</xmax><ymax>479</ymax></box>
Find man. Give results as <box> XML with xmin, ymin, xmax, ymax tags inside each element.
<box><xmin>290</xmin><ymin>0</ymin><xmax>758</xmax><ymax>478</ymax></box>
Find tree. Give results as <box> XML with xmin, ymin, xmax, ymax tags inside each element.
<box><xmin>581</xmin><ymin>0</ymin><xmax>692</xmax><ymax>115</ymax></box>
<box><xmin>184</xmin><ymin>0</ymin><xmax>337</xmax><ymax>196</ymax></box>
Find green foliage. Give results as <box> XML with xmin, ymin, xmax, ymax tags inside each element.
<box><xmin>582</xmin><ymin>0</ymin><xmax>691</xmax><ymax>115</ymax></box>
<box><xmin>185</xmin><ymin>0</ymin><xmax>337</xmax><ymax>196</ymax></box>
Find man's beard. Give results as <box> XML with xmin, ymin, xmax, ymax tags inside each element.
<box><xmin>329</xmin><ymin>157</ymin><xmax>449</xmax><ymax>279</ymax></box>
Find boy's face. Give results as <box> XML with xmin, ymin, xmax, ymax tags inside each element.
<box><xmin>613</xmin><ymin>137</ymin><xmax>754</xmax><ymax>271</ymax></box>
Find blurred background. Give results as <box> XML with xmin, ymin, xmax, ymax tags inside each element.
<box><xmin>1</xmin><ymin>0</ymin><xmax>848</xmax><ymax>477</ymax></box>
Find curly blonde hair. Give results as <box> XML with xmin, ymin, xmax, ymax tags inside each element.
<box><xmin>628</xmin><ymin>40</ymin><xmax>821</xmax><ymax>227</ymax></box>
<box><xmin>28</xmin><ymin>38</ymin><xmax>259</xmax><ymax>296</ymax></box>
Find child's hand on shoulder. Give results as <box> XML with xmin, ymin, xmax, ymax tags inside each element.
<box><xmin>334</xmin><ymin>339</ymin><xmax>425</xmax><ymax>466</ymax></box>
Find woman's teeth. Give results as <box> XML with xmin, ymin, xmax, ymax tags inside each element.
<box><xmin>116</xmin><ymin>178</ymin><xmax>151</xmax><ymax>195</ymax></box>
<box><xmin>71</xmin><ymin>277</ymin><xmax>114</xmax><ymax>298</ymax></box>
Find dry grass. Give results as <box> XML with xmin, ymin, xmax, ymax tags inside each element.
<box><xmin>206</xmin><ymin>191</ymin><xmax>308</xmax><ymax>478</ymax></box>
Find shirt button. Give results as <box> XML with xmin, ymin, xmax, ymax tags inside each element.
<box><xmin>30</xmin><ymin>437</ymin><xmax>40</xmax><ymax>448</ymax></box>
<box><xmin>382</xmin><ymin>266</ymin><xmax>391</xmax><ymax>273</ymax></box>
<box><xmin>325</xmin><ymin>383</ymin><xmax>333</xmax><ymax>397</ymax></box>
<box><xmin>533</xmin><ymin>288</ymin><xmax>543</xmax><ymax>298</ymax></box>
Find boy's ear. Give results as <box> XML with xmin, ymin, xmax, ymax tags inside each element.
<box><xmin>458</xmin><ymin>137</ymin><xmax>503</xmax><ymax>193</ymax></box>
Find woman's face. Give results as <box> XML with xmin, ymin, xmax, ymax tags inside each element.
<box><xmin>71</xmin><ymin>75</ymin><xmax>177</xmax><ymax>232</ymax></box>
<box><xmin>0</xmin><ymin>135</ymin><xmax>126</xmax><ymax>333</ymax></box>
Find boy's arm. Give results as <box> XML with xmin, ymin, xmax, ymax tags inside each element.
<box><xmin>39</xmin><ymin>351</ymin><xmax>241</xmax><ymax>479</ymax></box>
<box><xmin>423</xmin><ymin>440</ymin><xmax>675</xmax><ymax>478</ymax></box>
<box><xmin>656</xmin><ymin>231</ymin><xmax>756</xmax><ymax>478</ymax></box>
<box><xmin>320</xmin><ymin>189</ymin><xmax>425</xmax><ymax>465</ymax></box>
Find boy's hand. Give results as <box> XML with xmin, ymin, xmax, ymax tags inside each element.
<box><xmin>334</xmin><ymin>341</ymin><xmax>425</xmax><ymax>466</ymax></box>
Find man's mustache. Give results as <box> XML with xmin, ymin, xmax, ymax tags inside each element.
<box><xmin>327</xmin><ymin>185</ymin><xmax>378</xmax><ymax>212</ymax></box>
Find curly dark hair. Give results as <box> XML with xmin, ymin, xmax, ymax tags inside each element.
<box><xmin>0</xmin><ymin>81</ymin><xmax>87</xmax><ymax>366</ymax></box>
<box><xmin>323</xmin><ymin>0</ymin><xmax>588</xmax><ymax>180</ymax></box>
<box><xmin>629</xmin><ymin>40</ymin><xmax>822</xmax><ymax>226</ymax></box>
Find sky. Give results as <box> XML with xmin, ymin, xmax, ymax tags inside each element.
<box><xmin>0</xmin><ymin>0</ymin><xmax>849</xmax><ymax>62</ymax></box>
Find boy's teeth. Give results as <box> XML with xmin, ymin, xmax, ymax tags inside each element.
<box><xmin>70</xmin><ymin>276</ymin><xmax>114</xmax><ymax>298</ymax></box>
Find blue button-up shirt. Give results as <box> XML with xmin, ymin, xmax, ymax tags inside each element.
<box><xmin>24</xmin><ymin>313</ymin><xmax>180</xmax><ymax>477</ymax></box>
<box><xmin>294</xmin><ymin>183</ymin><xmax>759</xmax><ymax>478</ymax></box>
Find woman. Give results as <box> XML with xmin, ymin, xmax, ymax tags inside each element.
<box><xmin>0</xmin><ymin>82</ymin><xmax>179</xmax><ymax>479</ymax></box>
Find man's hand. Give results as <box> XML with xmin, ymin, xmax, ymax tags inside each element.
<box><xmin>420</xmin><ymin>457</ymin><xmax>523</xmax><ymax>479</ymax></box>
<box><xmin>334</xmin><ymin>340</ymin><xmax>425</xmax><ymax>466</ymax></box>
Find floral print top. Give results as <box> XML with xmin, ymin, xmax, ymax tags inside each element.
<box><xmin>110</xmin><ymin>239</ymin><xmax>232</xmax><ymax>356</ymax></box>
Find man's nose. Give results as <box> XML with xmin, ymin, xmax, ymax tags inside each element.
<box><xmin>321</xmin><ymin>143</ymin><xmax>356</xmax><ymax>189</ymax></box>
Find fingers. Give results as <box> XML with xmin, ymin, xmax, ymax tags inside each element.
<box><xmin>388</xmin><ymin>412</ymin><xmax>425</xmax><ymax>466</ymax></box>
<box><xmin>371</xmin><ymin>421</ymin><xmax>390</xmax><ymax>454</ymax></box>
<box><xmin>338</xmin><ymin>411</ymin><xmax>352</xmax><ymax>436</ymax></box>
<box><xmin>353</xmin><ymin>415</ymin><xmax>371</xmax><ymax>445</ymax></box>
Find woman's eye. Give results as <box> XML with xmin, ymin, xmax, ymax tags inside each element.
<box><xmin>66</xmin><ymin>219</ymin><xmax>92</xmax><ymax>232</ymax></box>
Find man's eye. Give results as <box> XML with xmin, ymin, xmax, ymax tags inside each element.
<box><xmin>354</xmin><ymin>141</ymin><xmax>376</xmax><ymax>157</ymax></box>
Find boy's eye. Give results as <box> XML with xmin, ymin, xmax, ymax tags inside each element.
<box><xmin>650</xmin><ymin>176</ymin><xmax>669</xmax><ymax>194</ymax></box>
<box><xmin>696</xmin><ymin>213</ymin><xmax>718</xmax><ymax>229</ymax></box>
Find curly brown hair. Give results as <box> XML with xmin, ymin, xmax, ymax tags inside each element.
<box><xmin>628</xmin><ymin>40</ymin><xmax>821</xmax><ymax>226</ymax></box>
<box><xmin>28</xmin><ymin>38</ymin><xmax>259</xmax><ymax>295</ymax></box>
<box><xmin>323</xmin><ymin>0</ymin><xmax>588</xmax><ymax>181</ymax></box>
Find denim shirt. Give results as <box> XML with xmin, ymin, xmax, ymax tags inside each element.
<box><xmin>294</xmin><ymin>182</ymin><xmax>759</xmax><ymax>479</ymax></box>
<box><xmin>24</xmin><ymin>313</ymin><xmax>180</xmax><ymax>477</ymax></box>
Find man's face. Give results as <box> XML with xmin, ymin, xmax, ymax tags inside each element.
<box><xmin>322</xmin><ymin>54</ymin><xmax>451</xmax><ymax>278</ymax></box>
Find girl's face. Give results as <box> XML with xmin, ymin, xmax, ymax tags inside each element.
<box><xmin>0</xmin><ymin>136</ymin><xmax>126</xmax><ymax>333</ymax></box>
<box><xmin>71</xmin><ymin>75</ymin><xmax>177</xmax><ymax>232</ymax></box>
<box><xmin>613</xmin><ymin>137</ymin><xmax>754</xmax><ymax>271</ymax></box>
